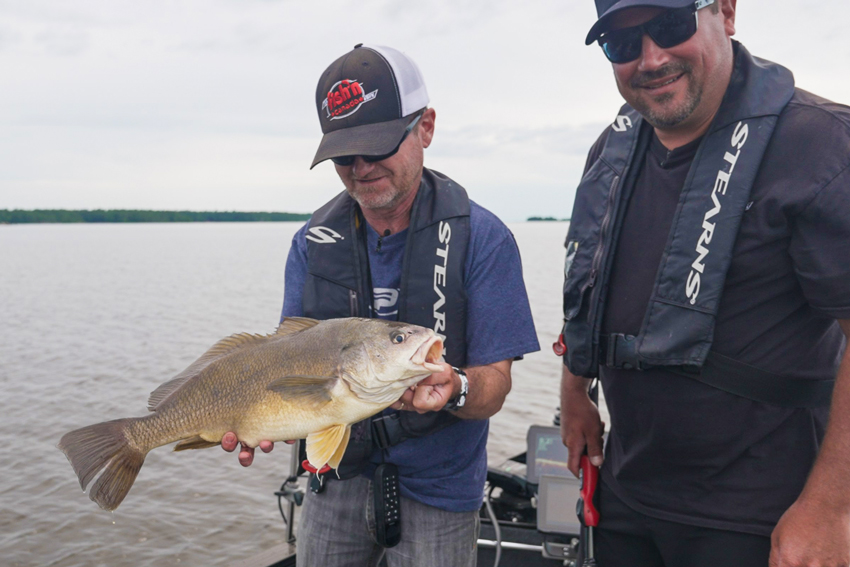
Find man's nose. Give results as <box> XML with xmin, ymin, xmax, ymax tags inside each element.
<box><xmin>637</xmin><ymin>33</ymin><xmax>672</xmax><ymax>71</ymax></box>
<box><xmin>352</xmin><ymin>156</ymin><xmax>377</xmax><ymax>176</ymax></box>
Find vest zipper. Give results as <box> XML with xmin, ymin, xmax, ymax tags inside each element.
<box><xmin>349</xmin><ymin>289</ymin><xmax>358</xmax><ymax>316</ymax></box>
<box><xmin>585</xmin><ymin>174</ymin><xmax>621</xmax><ymax>291</ymax></box>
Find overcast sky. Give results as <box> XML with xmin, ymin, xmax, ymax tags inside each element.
<box><xmin>1</xmin><ymin>0</ymin><xmax>847</xmax><ymax>221</ymax></box>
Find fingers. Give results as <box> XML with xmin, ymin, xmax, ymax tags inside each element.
<box><xmin>411</xmin><ymin>383</ymin><xmax>444</xmax><ymax>413</ymax></box>
<box><xmin>566</xmin><ymin>439</ymin><xmax>585</xmax><ymax>478</ymax></box>
<box><xmin>391</xmin><ymin>389</ymin><xmax>417</xmax><ymax>411</ymax></box>
<box><xmin>563</xmin><ymin>419</ymin><xmax>605</xmax><ymax>477</ymax></box>
<box><xmin>586</xmin><ymin>426</ymin><xmax>605</xmax><ymax>468</ymax></box>
<box><xmin>239</xmin><ymin>443</ymin><xmax>255</xmax><ymax>467</ymax></box>
<box><xmin>222</xmin><ymin>432</ymin><xmax>238</xmax><ymax>452</ymax></box>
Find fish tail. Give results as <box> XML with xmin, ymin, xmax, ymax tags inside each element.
<box><xmin>58</xmin><ymin>417</ymin><xmax>148</xmax><ymax>511</ymax></box>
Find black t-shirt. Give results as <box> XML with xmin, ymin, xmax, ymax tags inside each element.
<box><xmin>588</xmin><ymin>88</ymin><xmax>850</xmax><ymax>536</ymax></box>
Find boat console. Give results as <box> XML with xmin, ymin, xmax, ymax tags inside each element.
<box><xmin>479</xmin><ymin>423</ymin><xmax>585</xmax><ymax>566</ymax></box>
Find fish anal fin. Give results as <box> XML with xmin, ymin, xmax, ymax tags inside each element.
<box><xmin>267</xmin><ymin>375</ymin><xmax>337</xmax><ymax>408</ymax></box>
<box><xmin>275</xmin><ymin>317</ymin><xmax>321</xmax><ymax>336</ymax></box>
<box><xmin>173</xmin><ymin>435</ymin><xmax>221</xmax><ymax>451</ymax></box>
<box><xmin>306</xmin><ymin>425</ymin><xmax>347</xmax><ymax>470</ymax></box>
<box><xmin>327</xmin><ymin>425</ymin><xmax>351</xmax><ymax>470</ymax></box>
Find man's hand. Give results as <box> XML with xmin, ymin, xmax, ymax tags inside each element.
<box><xmin>770</xmin><ymin>495</ymin><xmax>850</xmax><ymax>567</ymax></box>
<box><xmin>560</xmin><ymin>363</ymin><xmax>605</xmax><ymax>477</ymax></box>
<box><xmin>221</xmin><ymin>432</ymin><xmax>291</xmax><ymax>467</ymax></box>
<box><xmin>389</xmin><ymin>359</ymin><xmax>513</xmax><ymax>419</ymax></box>
<box><xmin>769</xmin><ymin>319</ymin><xmax>850</xmax><ymax>566</ymax></box>
<box><xmin>390</xmin><ymin>362</ymin><xmax>458</xmax><ymax>414</ymax></box>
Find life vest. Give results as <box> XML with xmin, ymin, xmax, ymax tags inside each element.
<box><xmin>562</xmin><ymin>43</ymin><xmax>833</xmax><ymax>408</ymax></box>
<box><xmin>303</xmin><ymin>167</ymin><xmax>471</xmax><ymax>477</ymax></box>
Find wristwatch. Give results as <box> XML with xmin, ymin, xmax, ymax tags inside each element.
<box><xmin>444</xmin><ymin>367</ymin><xmax>468</xmax><ymax>411</ymax></box>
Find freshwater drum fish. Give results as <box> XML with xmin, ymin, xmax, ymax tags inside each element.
<box><xmin>58</xmin><ymin>317</ymin><xmax>444</xmax><ymax>511</ymax></box>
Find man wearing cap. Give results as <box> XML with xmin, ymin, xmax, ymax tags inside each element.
<box><xmin>559</xmin><ymin>0</ymin><xmax>850</xmax><ymax>565</ymax></box>
<box><xmin>223</xmin><ymin>44</ymin><xmax>539</xmax><ymax>566</ymax></box>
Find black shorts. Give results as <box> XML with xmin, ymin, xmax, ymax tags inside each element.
<box><xmin>595</xmin><ymin>481</ymin><xmax>771</xmax><ymax>567</ymax></box>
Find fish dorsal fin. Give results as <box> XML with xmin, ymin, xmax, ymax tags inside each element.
<box><xmin>147</xmin><ymin>332</ymin><xmax>271</xmax><ymax>411</ymax></box>
<box><xmin>267</xmin><ymin>375</ymin><xmax>337</xmax><ymax>407</ymax></box>
<box><xmin>306</xmin><ymin>424</ymin><xmax>349</xmax><ymax>470</ymax></box>
<box><xmin>275</xmin><ymin>317</ymin><xmax>321</xmax><ymax>336</ymax></box>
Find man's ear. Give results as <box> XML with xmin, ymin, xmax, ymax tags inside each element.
<box><xmin>418</xmin><ymin>108</ymin><xmax>436</xmax><ymax>149</ymax></box>
<box><xmin>721</xmin><ymin>0</ymin><xmax>737</xmax><ymax>37</ymax></box>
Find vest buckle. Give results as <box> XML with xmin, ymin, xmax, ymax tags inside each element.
<box><xmin>371</xmin><ymin>413</ymin><xmax>403</xmax><ymax>450</ymax></box>
<box><xmin>604</xmin><ymin>333</ymin><xmax>641</xmax><ymax>370</ymax></box>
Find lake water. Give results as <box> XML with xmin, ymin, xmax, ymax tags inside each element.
<box><xmin>0</xmin><ymin>221</ymin><xmax>608</xmax><ymax>566</ymax></box>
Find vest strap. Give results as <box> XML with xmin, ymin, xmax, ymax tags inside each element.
<box><xmin>600</xmin><ymin>333</ymin><xmax>833</xmax><ymax>408</ymax></box>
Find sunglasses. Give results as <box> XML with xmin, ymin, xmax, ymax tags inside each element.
<box><xmin>331</xmin><ymin>113</ymin><xmax>423</xmax><ymax>167</ymax></box>
<box><xmin>598</xmin><ymin>0</ymin><xmax>715</xmax><ymax>64</ymax></box>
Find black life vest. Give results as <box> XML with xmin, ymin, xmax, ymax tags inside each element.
<box><xmin>302</xmin><ymin>167</ymin><xmax>471</xmax><ymax>477</ymax></box>
<box><xmin>562</xmin><ymin>43</ymin><xmax>833</xmax><ymax>408</ymax></box>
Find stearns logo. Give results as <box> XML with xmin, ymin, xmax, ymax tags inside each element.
<box><xmin>305</xmin><ymin>226</ymin><xmax>344</xmax><ymax>244</ymax></box>
<box><xmin>322</xmin><ymin>79</ymin><xmax>378</xmax><ymax>120</ymax></box>
<box><xmin>612</xmin><ymin>115</ymin><xmax>632</xmax><ymax>132</ymax></box>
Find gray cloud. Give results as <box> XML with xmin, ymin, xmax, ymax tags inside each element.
<box><xmin>0</xmin><ymin>0</ymin><xmax>847</xmax><ymax>222</ymax></box>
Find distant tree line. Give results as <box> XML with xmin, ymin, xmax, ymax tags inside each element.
<box><xmin>0</xmin><ymin>209</ymin><xmax>312</xmax><ymax>224</ymax></box>
<box><xmin>527</xmin><ymin>216</ymin><xmax>569</xmax><ymax>221</ymax></box>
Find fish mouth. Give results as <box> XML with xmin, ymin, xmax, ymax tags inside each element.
<box><xmin>411</xmin><ymin>335</ymin><xmax>444</xmax><ymax>373</ymax></box>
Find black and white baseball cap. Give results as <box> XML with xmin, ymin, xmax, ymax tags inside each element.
<box><xmin>311</xmin><ymin>44</ymin><xmax>429</xmax><ymax>169</ymax></box>
<box><xmin>586</xmin><ymin>0</ymin><xmax>698</xmax><ymax>44</ymax></box>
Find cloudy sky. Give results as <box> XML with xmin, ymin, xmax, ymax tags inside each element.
<box><xmin>1</xmin><ymin>0</ymin><xmax>847</xmax><ymax>221</ymax></box>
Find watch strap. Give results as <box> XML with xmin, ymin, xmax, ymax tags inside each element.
<box><xmin>445</xmin><ymin>367</ymin><xmax>468</xmax><ymax>411</ymax></box>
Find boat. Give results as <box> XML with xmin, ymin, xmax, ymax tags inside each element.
<box><xmin>234</xmin><ymin>410</ymin><xmax>590</xmax><ymax>567</ymax></box>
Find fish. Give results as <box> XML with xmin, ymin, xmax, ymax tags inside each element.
<box><xmin>58</xmin><ymin>316</ymin><xmax>444</xmax><ymax>511</ymax></box>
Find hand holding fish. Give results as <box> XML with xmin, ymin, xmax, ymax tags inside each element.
<box><xmin>389</xmin><ymin>362</ymin><xmax>458</xmax><ymax>414</ymax></box>
<box><xmin>221</xmin><ymin>433</ymin><xmax>277</xmax><ymax>467</ymax></box>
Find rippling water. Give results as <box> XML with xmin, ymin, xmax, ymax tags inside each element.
<box><xmin>0</xmin><ymin>221</ymin><xmax>606</xmax><ymax>566</ymax></box>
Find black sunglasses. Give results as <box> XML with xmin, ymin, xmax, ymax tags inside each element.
<box><xmin>598</xmin><ymin>0</ymin><xmax>715</xmax><ymax>64</ymax></box>
<box><xmin>331</xmin><ymin>113</ymin><xmax>423</xmax><ymax>167</ymax></box>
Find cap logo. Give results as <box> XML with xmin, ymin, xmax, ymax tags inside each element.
<box><xmin>321</xmin><ymin>79</ymin><xmax>378</xmax><ymax>121</ymax></box>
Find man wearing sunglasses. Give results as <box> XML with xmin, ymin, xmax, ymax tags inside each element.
<box><xmin>221</xmin><ymin>44</ymin><xmax>539</xmax><ymax>566</ymax></box>
<box><xmin>560</xmin><ymin>0</ymin><xmax>850</xmax><ymax>565</ymax></box>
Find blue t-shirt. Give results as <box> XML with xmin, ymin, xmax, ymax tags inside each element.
<box><xmin>282</xmin><ymin>200</ymin><xmax>540</xmax><ymax>512</ymax></box>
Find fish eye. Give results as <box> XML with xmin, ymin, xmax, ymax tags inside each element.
<box><xmin>391</xmin><ymin>332</ymin><xmax>405</xmax><ymax>344</ymax></box>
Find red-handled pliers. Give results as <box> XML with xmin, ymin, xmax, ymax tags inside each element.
<box><xmin>577</xmin><ymin>454</ymin><xmax>600</xmax><ymax>566</ymax></box>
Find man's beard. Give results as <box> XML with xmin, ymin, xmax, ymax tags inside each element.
<box><xmin>345</xmin><ymin>159</ymin><xmax>420</xmax><ymax>212</ymax></box>
<box><xmin>627</xmin><ymin>61</ymin><xmax>703</xmax><ymax>129</ymax></box>
<box><xmin>349</xmin><ymin>183</ymin><xmax>400</xmax><ymax>210</ymax></box>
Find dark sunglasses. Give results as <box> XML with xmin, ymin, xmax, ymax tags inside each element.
<box><xmin>598</xmin><ymin>0</ymin><xmax>715</xmax><ymax>64</ymax></box>
<box><xmin>331</xmin><ymin>113</ymin><xmax>423</xmax><ymax>167</ymax></box>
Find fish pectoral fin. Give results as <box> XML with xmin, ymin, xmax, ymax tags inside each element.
<box><xmin>173</xmin><ymin>435</ymin><xmax>221</xmax><ymax>451</ymax></box>
<box><xmin>306</xmin><ymin>425</ymin><xmax>348</xmax><ymax>470</ymax></box>
<box><xmin>327</xmin><ymin>425</ymin><xmax>351</xmax><ymax>470</ymax></box>
<box><xmin>267</xmin><ymin>375</ymin><xmax>337</xmax><ymax>407</ymax></box>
